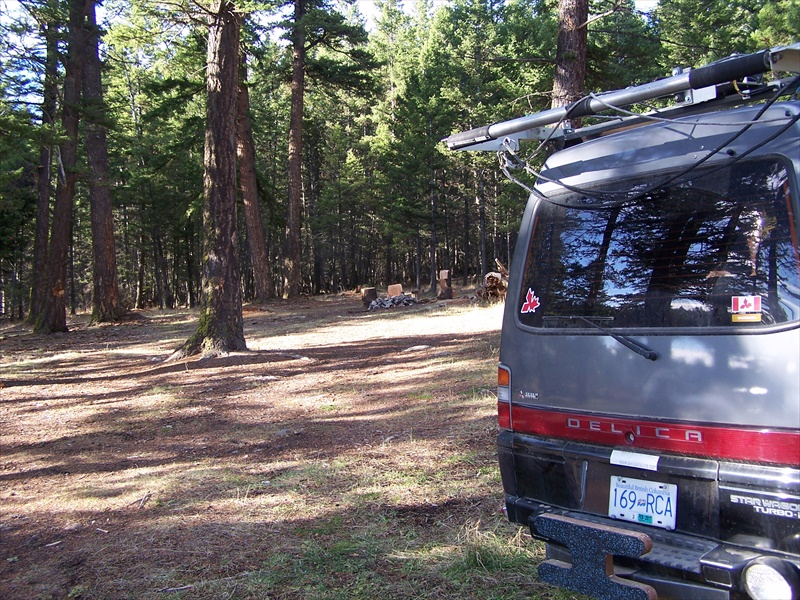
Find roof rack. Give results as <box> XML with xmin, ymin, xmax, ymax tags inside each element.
<box><xmin>444</xmin><ymin>43</ymin><xmax>800</xmax><ymax>152</ymax></box>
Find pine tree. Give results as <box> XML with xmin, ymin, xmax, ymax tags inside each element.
<box><xmin>172</xmin><ymin>0</ymin><xmax>245</xmax><ymax>359</ymax></box>
<box><xmin>275</xmin><ymin>0</ymin><xmax>376</xmax><ymax>298</ymax></box>
<box><xmin>82</xmin><ymin>0</ymin><xmax>125</xmax><ymax>323</ymax></box>
<box><xmin>35</xmin><ymin>0</ymin><xmax>83</xmax><ymax>333</ymax></box>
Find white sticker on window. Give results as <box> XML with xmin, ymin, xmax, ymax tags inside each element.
<box><xmin>610</xmin><ymin>450</ymin><xmax>659</xmax><ymax>472</ymax></box>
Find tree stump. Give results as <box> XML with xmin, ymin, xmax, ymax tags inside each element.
<box><xmin>477</xmin><ymin>272</ymin><xmax>507</xmax><ymax>303</ymax></box>
<box><xmin>437</xmin><ymin>269</ymin><xmax>452</xmax><ymax>300</ymax></box>
<box><xmin>361</xmin><ymin>287</ymin><xmax>378</xmax><ymax>308</ymax></box>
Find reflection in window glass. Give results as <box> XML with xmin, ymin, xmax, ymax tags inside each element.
<box><xmin>519</xmin><ymin>160</ymin><xmax>800</xmax><ymax>329</ymax></box>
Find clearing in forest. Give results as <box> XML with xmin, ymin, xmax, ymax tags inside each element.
<box><xmin>0</xmin><ymin>295</ymin><xmax>565</xmax><ymax>599</ymax></box>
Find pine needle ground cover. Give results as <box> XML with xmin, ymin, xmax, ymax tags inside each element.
<box><xmin>0</xmin><ymin>295</ymin><xmax>573</xmax><ymax>599</ymax></box>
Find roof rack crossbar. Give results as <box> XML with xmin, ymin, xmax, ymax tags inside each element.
<box><xmin>444</xmin><ymin>43</ymin><xmax>799</xmax><ymax>152</ymax></box>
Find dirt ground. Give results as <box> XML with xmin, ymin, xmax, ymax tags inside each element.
<box><xmin>0</xmin><ymin>294</ymin><xmax>557</xmax><ymax>599</ymax></box>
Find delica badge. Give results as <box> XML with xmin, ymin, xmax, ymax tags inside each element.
<box><xmin>731</xmin><ymin>295</ymin><xmax>762</xmax><ymax>323</ymax></box>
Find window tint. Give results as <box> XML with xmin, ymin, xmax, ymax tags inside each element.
<box><xmin>518</xmin><ymin>160</ymin><xmax>800</xmax><ymax>329</ymax></box>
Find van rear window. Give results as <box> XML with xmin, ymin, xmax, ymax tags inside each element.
<box><xmin>519</xmin><ymin>160</ymin><xmax>800</xmax><ymax>329</ymax></box>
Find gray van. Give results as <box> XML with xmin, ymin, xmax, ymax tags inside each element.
<box><xmin>447</xmin><ymin>45</ymin><xmax>800</xmax><ymax>600</ymax></box>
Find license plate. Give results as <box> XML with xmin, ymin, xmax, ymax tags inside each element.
<box><xmin>608</xmin><ymin>476</ymin><xmax>677</xmax><ymax>530</ymax></box>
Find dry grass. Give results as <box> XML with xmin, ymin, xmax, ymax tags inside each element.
<box><xmin>0</xmin><ymin>294</ymin><xmax>568</xmax><ymax>599</ymax></box>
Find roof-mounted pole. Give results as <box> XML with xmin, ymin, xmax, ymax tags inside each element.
<box><xmin>444</xmin><ymin>43</ymin><xmax>800</xmax><ymax>151</ymax></box>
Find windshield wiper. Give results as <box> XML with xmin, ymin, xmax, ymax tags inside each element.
<box><xmin>544</xmin><ymin>315</ymin><xmax>658</xmax><ymax>361</ymax></box>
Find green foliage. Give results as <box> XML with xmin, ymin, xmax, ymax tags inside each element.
<box><xmin>654</xmin><ymin>0</ymin><xmax>768</xmax><ymax>66</ymax></box>
<box><xmin>587</xmin><ymin>0</ymin><xmax>662</xmax><ymax>90</ymax></box>
<box><xmin>0</xmin><ymin>88</ymin><xmax>36</xmax><ymax>265</ymax></box>
<box><xmin>2</xmin><ymin>0</ymin><xmax>793</xmax><ymax>316</ymax></box>
<box><xmin>751</xmin><ymin>0</ymin><xmax>800</xmax><ymax>48</ymax></box>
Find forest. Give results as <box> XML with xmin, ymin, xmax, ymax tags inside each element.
<box><xmin>0</xmin><ymin>0</ymin><xmax>797</xmax><ymax>327</ymax></box>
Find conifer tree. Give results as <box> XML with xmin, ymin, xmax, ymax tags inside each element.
<box><xmin>275</xmin><ymin>0</ymin><xmax>376</xmax><ymax>298</ymax></box>
<box><xmin>83</xmin><ymin>0</ymin><xmax>125</xmax><ymax>323</ymax></box>
<box><xmin>172</xmin><ymin>0</ymin><xmax>245</xmax><ymax>358</ymax></box>
<box><xmin>552</xmin><ymin>0</ymin><xmax>588</xmax><ymax>110</ymax></box>
<box><xmin>35</xmin><ymin>0</ymin><xmax>83</xmax><ymax>333</ymax></box>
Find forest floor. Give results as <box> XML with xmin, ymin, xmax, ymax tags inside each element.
<box><xmin>0</xmin><ymin>292</ymin><xmax>570</xmax><ymax>600</ymax></box>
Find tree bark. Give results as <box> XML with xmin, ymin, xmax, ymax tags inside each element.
<box><xmin>477</xmin><ymin>170</ymin><xmax>487</xmax><ymax>277</ymax></box>
<box><xmin>35</xmin><ymin>0</ymin><xmax>83</xmax><ymax>333</ymax></box>
<box><xmin>552</xmin><ymin>0</ymin><xmax>589</xmax><ymax>111</ymax></box>
<box><xmin>284</xmin><ymin>0</ymin><xmax>306</xmax><ymax>299</ymax></box>
<box><xmin>428</xmin><ymin>181</ymin><xmax>437</xmax><ymax>294</ymax></box>
<box><xmin>152</xmin><ymin>221</ymin><xmax>174</xmax><ymax>308</ymax></box>
<box><xmin>135</xmin><ymin>228</ymin><xmax>146</xmax><ymax>309</ymax></box>
<box><xmin>462</xmin><ymin>178</ymin><xmax>470</xmax><ymax>287</ymax></box>
<box><xmin>237</xmin><ymin>55</ymin><xmax>274</xmax><ymax>301</ymax></box>
<box><xmin>172</xmin><ymin>0</ymin><xmax>245</xmax><ymax>359</ymax></box>
<box><xmin>82</xmin><ymin>0</ymin><xmax>125</xmax><ymax>323</ymax></box>
<box><xmin>28</xmin><ymin>20</ymin><xmax>58</xmax><ymax>323</ymax></box>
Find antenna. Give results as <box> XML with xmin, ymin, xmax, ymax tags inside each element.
<box><xmin>444</xmin><ymin>43</ymin><xmax>800</xmax><ymax>152</ymax></box>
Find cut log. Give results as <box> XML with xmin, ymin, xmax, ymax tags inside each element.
<box><xmin>437</xmin><ymin>269</ymin><xmax>453</xmax><ymax>300</ymax></box>
<box><xmin>361</xmin><ymin>287</ymin><xmax>378</xmax><ymax>308</ymax></box>
<box><xmin>437</xmin><ymin>286</ymin><xmax>453</xmax><ymax>300</ymax></box>
<box><xmin>387</xmin><ymin>283</ymin><xmax>403</xmax><ymax>297</ymax></box>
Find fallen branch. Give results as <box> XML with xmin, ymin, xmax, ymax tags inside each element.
<box><xmin>156</xmin><ymin>572</ymin><xmax>252</xmax><ymax>594</ymax></box>
<box><xmin>126</xmin><ymin>491</ymin><xmax>152</xmax><ymax>509</ymax></box>
<box><xmin>157</xmin><ymin>584</ymin><xmax>195</xmax><ymax>593</ymax></box>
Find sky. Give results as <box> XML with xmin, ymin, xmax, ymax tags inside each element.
<box><xmin>0</xmin><ymin>0</ymin><xmax>661</xmax><ymax>29</ymax></box>
<box><xmin>352</xmin><ymin>0</ymin><xmax>661</xmax><ymax>28</ymax></box>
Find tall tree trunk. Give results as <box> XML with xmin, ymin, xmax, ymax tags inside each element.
<box><xmin>462</xmin><ymin>179</ymin><xmax>470</xmax><ymax>287</ymax></box>
<box><xmin>135</xmin><ymin>228</ymin><xmax>146</xmax><ymax>308</ymax></box>
<box><xmin>384</xmin><ymin>235</ymin><xmax>393</xmax><ymax>286</ymax></box>
<box><xmin>284</xmin><ymin>0</ymin><xmax>306</xmax><ymax>299</ymax></box>
<box><xmin>477</xmin><ymin>170</ymin><xmax>487</xmax><ymax>277</ymax></box>
<box><xmin>306</xmin><ymin>144</ymin><xmax>322</xmax><ymax>294</ymax></box>
<box><xmin>237</xmin><ymin>54</ymin><xmax>274</xmax><ymax>301</ymax></box>
<box><xmin>552</xmin><ymin>0</ymin><xmax>589</xmax><ymax>111</ymax></box>
<box><xmin>28</xmin><ymin>21</ymin><xmax>58</xmax><ymax>323</ymax></box>
<box><xmin>82</xmin><ymin>0</ymin><xmax>124</xmax><ymax>323</ymax></box>
<box><xmin>35</xmin><ymin>0</ymin><xmax>83</xmax><ymax>333</ymax></box>
<box><xmin>414</xmin><ymin>228</ymin><xmax>421</xmax><ymax>291</ymax></box>
<box><xmin>153</xmin><ymin>222</ymin><xmax>174</xmax><ymax>308</ymax></box>
<box><xmin>185</xmin><ymin>220</ymin><xmax>198</xmax><ymax>308</ymax></box>
<box><xmin>173</xmin><ymin>0</ymin><xmax>245</xmax><ymax>359</ymax></box>
<box><xmin>429</xmin><ymin>182</ymin><xmax>437</xmax><ymax>294</ymax></box>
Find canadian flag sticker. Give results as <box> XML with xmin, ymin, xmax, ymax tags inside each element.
<box><xmin>521</xmin><ymin>288</ymin><xmax>541</xmax><ymax>314</ymax></box>
<box><xmin>731</xmin><ymin>296</ymin><xmax>762</xmax><ymax>313</ymax></box>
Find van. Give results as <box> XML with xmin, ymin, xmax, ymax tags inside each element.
<box><xmin>447</xmin><ymin>45</ymin><xmax>800</xmax><ymax>599</ymax></box>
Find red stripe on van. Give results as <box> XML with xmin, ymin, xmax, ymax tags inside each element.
<box><xmin>510</xmin><ymin>405</ymin><xmax>800</xmax><ymax>466</ymax></box>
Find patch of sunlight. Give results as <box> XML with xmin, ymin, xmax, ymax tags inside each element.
<box><xmin>248</xmin><ymin>303</ymin><xmax>504</xmax><ymax>352</ymax></box>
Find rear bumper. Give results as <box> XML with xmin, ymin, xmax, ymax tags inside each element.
<box><xmin>499</xmin><ymin>430</ymin><xmax>800</xmax><ymax>598</ymax></box>
<box><xmin>512</xmin><ymin>499</ymin><xmax>741</xmax><ymax>598</ymax></box>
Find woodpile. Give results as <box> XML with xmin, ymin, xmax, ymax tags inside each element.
<box><xmin>362</xmin><ymin>283</ymin><xmax>419</xmax><ymax>310</ymax></box>
<box><xmin>367</xmin><ymin>293</ymin><xmax>418</xmax><ymax>310</ymax></box>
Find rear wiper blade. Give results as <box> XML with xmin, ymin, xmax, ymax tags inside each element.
<box><xmin>543</xmin><ymin>315</ymin><xmax>658</xmax><ymax>361</ymax></box>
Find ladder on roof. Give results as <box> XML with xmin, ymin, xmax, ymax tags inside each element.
<box><xmin>444</xmin><ymin>43</ymin><xmax>800</xmax><ymax>152</ymax></box>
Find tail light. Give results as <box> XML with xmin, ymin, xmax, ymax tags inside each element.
<box><xmin>497</xmin><ymin>365</ymin><xmax>512</xmax><ymax>430</ymax></box>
